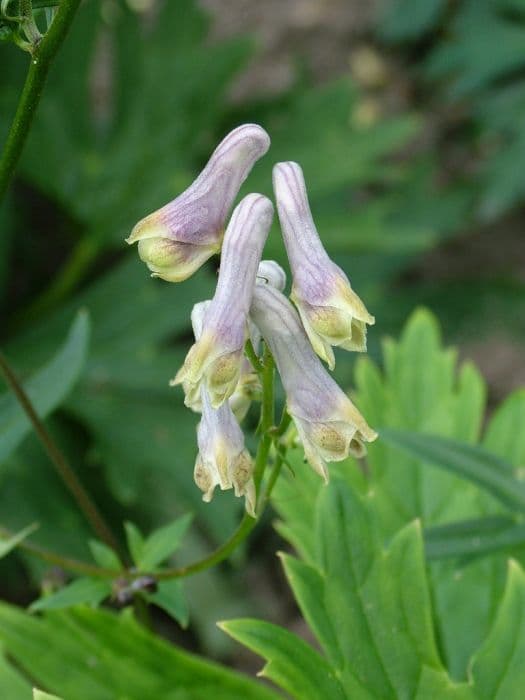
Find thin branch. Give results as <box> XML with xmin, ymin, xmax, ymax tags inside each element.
<box><xmin>0</xmin><ymin>351</ymin><xmax>123</xmax><ymax>558</ymax></box>
<box><xmin>0</xmin><ymin>525</ymin><xmax>118</xmax><ymax>578</ymax></box>
<box><xmin>0</xmin><ymin>0</ymin><xmax>82</xmax><ymax>202</ymax></box>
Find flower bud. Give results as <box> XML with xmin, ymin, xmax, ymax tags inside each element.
<box><xmin>126</xmin><ymin>124</ymin><xmax>271</xmax><ymax>282</ymax></box>
<box><xmin>173</xmin><ymin>194</ymin><xmax>273</xmax><ymax>407</ymax></box>
<box><xmin>257</xmin><ymin>259</ymin><xmax>287</xmax><ymax>291</ymax></box>
<box><xmin>273</xmin><ymin>161</ymin><xmax>374</xmax><ymax>369</ymax></box>
<box><xmin>250</xmin><ymin>283</ymin><xmax>377</xmax><ymax>480</ymax></box>
<box><xmin>194</xmin><ymin>380</ymin><xmax>256</xmax><ymax>516</ymax></box>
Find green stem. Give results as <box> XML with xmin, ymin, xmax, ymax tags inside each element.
<box><xmin>257</xmin><ymin>453</ymin><xmax>282</xmax><ymax>516</ymax></box>
<box><xmin>0</xmin><ymin>0</ymin><xmax>82</xmax><ymax>203</ymax></box>
<box><xmin>0</xmin><ymin>526</ymin><xmax>118</xmax><ymax>578</ymax></box>
<box><xmin>244</xmin><ymin>338</ymin><xmax>264</xmax><ymax>374</ymax></box>
<box><xmin>253</xmin><ymin>345</ymin><xmax>275</xmax><ymax>488</ymax></box>
<box><xmin>0</xmin><ymin>350</ymin><xmax>123</xmax><ymax>560</ymax></box>
<box><xmin>153</xmin><ymin>346</ymin><xmax>277</xmax><ymax>581</ymax></box>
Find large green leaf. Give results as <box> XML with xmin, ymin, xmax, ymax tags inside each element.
<box><xmin>352</xmin><ymin>308</ymin><xmax>507</xmax><ymax>677</ymax></box>
<box><xmin>0</xmin><ymin>603</ymin><xmax>279</xmax><ymax>700</ymax></box>
<box><xmin>0</xmin><ymin>312</ymin><xmax>90</xmax><ymax>464</ymax></box>
<box><xmin>273</xmin><ymin>308</ymin><xmax>525</xmax><ymax>681</ymax></box>
<box><xmin>230</xmin><ymin>476</ymin><xmax>464</xmax><ymax>699</ymax></box>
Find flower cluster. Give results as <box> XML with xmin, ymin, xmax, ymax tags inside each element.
<box><xmin>127</xmin><ymin>124</ymin><xmax>377</xmax><ymax>513</ymax></box>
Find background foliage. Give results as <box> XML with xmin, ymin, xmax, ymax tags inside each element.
<box><xmin>1</xmin><ymin>0</ymin><xmax>525</xmax><ymax>697</ymax></box>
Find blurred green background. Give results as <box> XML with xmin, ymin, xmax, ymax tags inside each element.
<box><xmin>1</xmin><ymin>0</ymin><xmax>525</xmax><ymax>662</ymax></box>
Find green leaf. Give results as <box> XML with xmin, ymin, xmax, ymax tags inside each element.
<box><xmin>483</xmin><ymin>389</ymin><xmax>525</xmax><ymax>470</ymax></box>
<box><xmin>146</xmin><ymin>579</ymin><xmax>189</xmax><ymax>628</ymax></box>
<box><xmin>415</xmin><ymin>667</ymin><xmax>475</xmax><ymax>699</ymax></box>
<box><xmin>34</xmin><ymin>690</ymin><xmax>63</xmax><ymax>700</ymax></box>
<box><xmin>315</xmin><ymin>481</ymin><xmax>442</xmax><ymax>698</ymax></box>
<box><xmin>279</xmin><ymin>553</ymin><xmax>344</xmax><ymax>669</ymax></box>
<box><xmin>471</xmin><ymin>560</ymin><xmax>525</xmax><ymax>699</ymax></box>
<box><xmin>277</xmin><ymin>309</ymin><xmax>518</xmax><ymax>678</ymax></box>
<box><xmin>0</xmin><ymin>522</ymin><xmax>38</xmax><ymax>559</ymax></box>
<box><xmin>0</xmin><ymin>645</ymin><xmax>32</xmax><ymax>698</ymax></box>
<box><xmin>29</xmin><ymin>578</ymin><xmax>111</xmax><ymax>613</ymax></box>
<box><xmin>252</xmin><ymin>470</ymin><xmax>466</xmax><ymax>699</ymax></box>
<box><xmin>0</xmin><ymin>603</ymin><xmax>279</xmax><ymax>700</ymax></box>
<box><xmin>220</xmin><ymin>619</ymin><xmax>346</xmax><ymax>700</ymax></box>
<box><xmin>0</xmin><ymin>311</ymin><xmax>90</xmax><ymax>464</ymax></box>
<box><xmin>88</xmin><ymin>540</ymin><xmax>121</xmax><ymax>571</ymax></box>
<box><xmin>379</xmin><ymin>427</ymin><xmax>525</xmax><ymax>513</ymax></box>
<box><xmin>379</xmin><ymin>0</ymin><xmax>446</xmax><ymax>41</ymax></box>
<box><xmin>425</xmin><ymin>3</ymin><xmax>525</xmax><ymax>97</ymax></box>
<box><xmin>425</xmin><ymin>516</ymin><xmax>525</xmax><ymax>560</ymax></box>
<box><xmin>124</xmin><ymin>522</ymin><xmax>145</xmax><ymax>567</ymax></box>
<box><xmin>138</xmin><ymin>514</ymin><xmax>193</xmax><ymax>571</ymax></box>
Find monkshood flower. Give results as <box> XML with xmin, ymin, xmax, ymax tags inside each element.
<box><xmin>173</xmin><ymin>193</ymin><xmax>274</xmax><ymax>407</ymax></box>
<box><xmin>273</xmin><ymin>161</ymin><xmax>375</xmax><ymax>370</ymax></box>
<box><xmin>195</xmin><ymin>389</ymin><xmax>256</xmax><ymax>516</ymax></box>
<box><xmin>126</xmin><ymin>124</ymin><xmax>270</xmax><ymax>282</ymax></box>
<box><xmin>183</xmin><ymin>301</ymin><xmax>261</xmax><ymax>421</ymax></box>
<box><xmin>250</xmin><ymin>283</ymin><xmax>377</xmax><ymax>480</ymax></box>
<box><xmin>189</xmin><ymin>301</ymin><xmax>255</xmax><ymax>515</ymax></box>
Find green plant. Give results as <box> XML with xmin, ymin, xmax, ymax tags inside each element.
<box><xmin>2</xmin><ymin>0</ymin><xmax>525</xmax><ymax>697</ymax></box>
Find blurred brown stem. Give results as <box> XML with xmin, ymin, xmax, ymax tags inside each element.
<box><xmin>0</xmin><ymin>350</ymin><xmax>123</xmax><ymax>559</ymax></box>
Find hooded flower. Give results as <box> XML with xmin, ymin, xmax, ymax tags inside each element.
<box><xmin>173</xmin><ymin>193</ymin><xmax>273</xmax><ymax>407</ymax></box>
<box><xmin>183</xmin><ymin>301</ymin><xmax>261</xmax><ymax>421</ymax></box>
<box><xmin>250</xmin><ymin>282</ymin><xmax>377</xmax><ymax>480</ymax></box>
<box><xmin>126</xmin><ymin>124</ymin><xmax>270</xmax><ymax>282</ymax></box>
<box><xmin>273</xmin><ymin>161</ymin><xmax>374</xmax><ymax>369</ymax></box>
<box><xmin>194</xmin><ymin>389</ymin><xmax>256</xmax><ymax>516</ymax></box>
<box><xmin>189</xmin><ymin>302</ymin><xmax>256</xmax><ymax>515</ymax></box>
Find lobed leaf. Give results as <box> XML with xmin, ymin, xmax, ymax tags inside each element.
<box><xmin>220</xmin><ymin>619</ymin><xmax>346</xmax><ymax>700</ymax></box>
<box><xmin>0</xmin><ymin>603</ymin><xmax>279</xmax><ymax>700</ymax></box>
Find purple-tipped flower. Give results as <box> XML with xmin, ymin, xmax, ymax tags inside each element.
<box><xmin>250</xmin><ymin>283</ymin><xmax>377</xmax><ymax>480</ymax></box>
<box><xmin>188</xmin><ymin>301</ymin><xmax>255</xmax><ymax>515</ymax></box>
<box><xmin>173</xmin><ymin>194</ymin><xmax>273</xmax><ymax>407</ymax></box>
<box><xmin>126</xmin><ymin>124</ymin><xmax>270</xmax><ymax>282</ymax></box>
<box><xmin>273</xmin><ymin>161</ymin><xmax>374</xmax><ymax>369</ymax></box>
